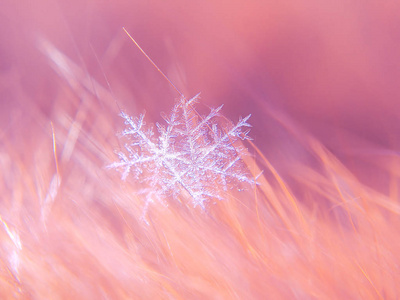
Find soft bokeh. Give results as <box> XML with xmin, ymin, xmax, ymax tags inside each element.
<box><xmin>1</xmin><ymin>0</ymin><xmax>399</xmax><ymax>298</ymax></box>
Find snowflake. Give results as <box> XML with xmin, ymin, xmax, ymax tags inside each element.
<box><xmin>109</xmin><ymin>93</ymin><xmax>257</xmax><ymax>209</ymax></box>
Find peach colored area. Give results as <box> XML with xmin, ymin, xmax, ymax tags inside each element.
<box><xmin>1</xmin><ymin>0</ymin><xmax>399</xmax><ymax>299</ymax></box>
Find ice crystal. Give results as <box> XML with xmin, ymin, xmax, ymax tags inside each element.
<box><xmin>110</xmin><ymin>93</ymin><xmax>256</xmax><ymax>209</ymax></box>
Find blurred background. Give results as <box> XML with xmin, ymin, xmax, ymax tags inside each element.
<box><xmin>2</xmin><ymin>0</ymin><xmax>400</xmax><ymax>185</ymax></box>
<box><xmin>1</xmin><ymin>0</ymin><xmax>400</xmax><ymax>298</ymax></box>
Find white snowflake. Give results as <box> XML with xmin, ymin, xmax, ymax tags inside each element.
<box><xmin>109</xmin><ymin>93</ymin><xmax>256</xmax><ymax>209</ymax></box>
